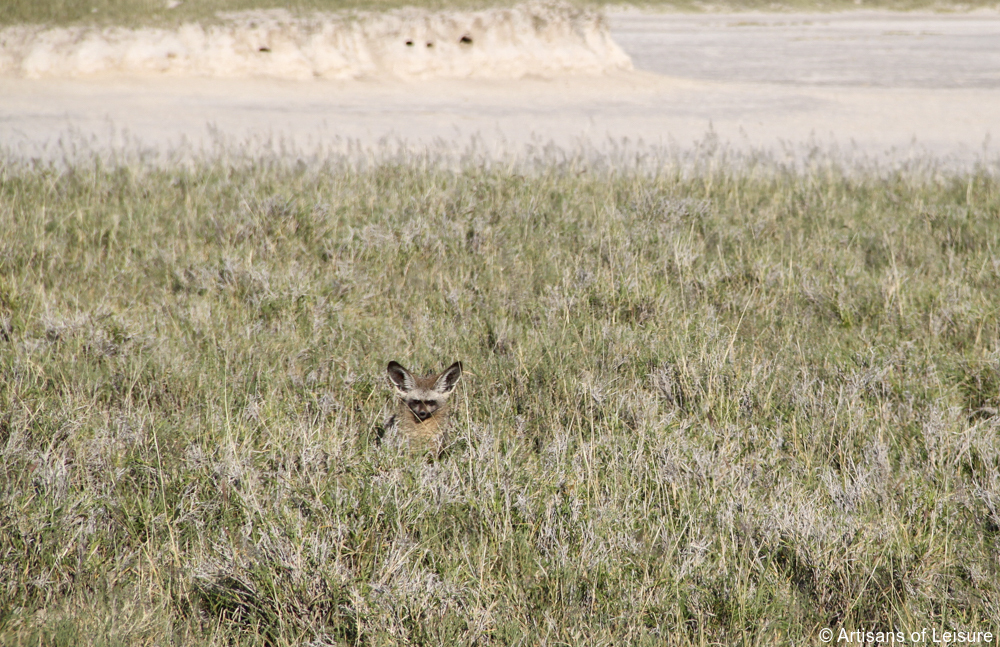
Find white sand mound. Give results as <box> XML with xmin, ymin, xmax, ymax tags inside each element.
<box><xmin>0</xmin><ymin>2</ymin><xmax>633</xmax><ymax>80</ymax></box>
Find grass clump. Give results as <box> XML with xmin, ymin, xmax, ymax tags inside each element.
<box><xmin>0</xmin><ymin>0</ymin><xmax>501</xmax><ymax>30</ymax></box>
<box><xmin>0</xmin><ymin>151</ymin><xmax>999</xmax><ymax>645</ymax></box>
<box><xmin>1</xmin><ymin>0</ymin><xmax>997</xmax><ymax>29</ymax></box>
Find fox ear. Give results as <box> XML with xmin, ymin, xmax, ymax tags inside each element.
<box><xmin>387</xmin><ymin>361</ymin><xmax>415</xmax><ymax>393</ymax></box>
<box><xmin>434</xmin><ymin>361</ymin><xmax>463</xmax><ymax>395</ymax></box>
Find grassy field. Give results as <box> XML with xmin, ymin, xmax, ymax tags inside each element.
<box><xmin>0</xmin><ymin>148</ymin><xmax>998</xmax><ymax>646</ymax></box>
<box><xmin>1</xmin><ymin>0</ymin><xmax>997</xmax><ymax>29</ymax></box>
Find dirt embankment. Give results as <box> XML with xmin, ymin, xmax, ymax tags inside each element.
<box><xmin>0</xmin><ymin>2</ymin><xmax>633</xmax><ymax>80</ymax></box>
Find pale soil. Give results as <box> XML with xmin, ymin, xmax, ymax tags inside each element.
<box><xmin>1</xmin><ymin>10</ymin><xmax>998</xmax><ymax>166</ymax></box>
<box><xmin>0</xmin><ymin>6</ymin><xmax>631</xmax><ymax>80</ymax></box>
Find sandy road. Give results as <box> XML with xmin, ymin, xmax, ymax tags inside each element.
<box><xmin>1</xmin><ymin>10</ymin><xmax>998</xmax><ymax>165</ymax></box>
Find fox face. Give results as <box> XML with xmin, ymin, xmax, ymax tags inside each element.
<box><xmin>386</xmin><ymin>360</ymin><xmax>463</xmax><ymax>453</ymax></box>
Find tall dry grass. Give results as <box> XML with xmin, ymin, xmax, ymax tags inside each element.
<box><xmin>1</xmin><ymin>148</ymin><xmax>998</xmax><ymax>645</ymax></box>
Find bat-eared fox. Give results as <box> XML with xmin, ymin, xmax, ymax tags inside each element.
<box><xmin>385</xmin><ymin>360</ymin><xmax>463</xmax><ymax>456</ymax></box>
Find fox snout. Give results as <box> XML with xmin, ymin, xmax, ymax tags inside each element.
<box><xmin>410</xmin><ymin>405</ymin><xmax>434</xmax><ymax>422</ymax></box>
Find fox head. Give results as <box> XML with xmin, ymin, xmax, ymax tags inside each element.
<box><xmin>386</xmin><ymin>361</ymin><xmax>463</xmax><ymax>424</ymax></box>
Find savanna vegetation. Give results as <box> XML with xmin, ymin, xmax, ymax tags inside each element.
<box><xmin>0</xmin><ymin>0</ymin><xmax>995</xmax><ymax>29</ymax></box>
<box><xmin>1</xmin><ymin>149</ymin><xmax>999</xmax><ymax>645</ymax></box>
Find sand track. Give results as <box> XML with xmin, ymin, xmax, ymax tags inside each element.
<box><xmin>0</xmin><ymin>8</ymin><xmax>997</xmax><ymax>167</ymax></box>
